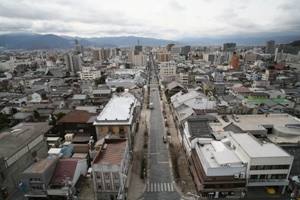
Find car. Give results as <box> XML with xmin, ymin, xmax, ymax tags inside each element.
<box><xmin>163</xmin><ymin>136</ymin><xmax>167</xmax><ymax>143</ymax></box>
<box><xmin>222</xmin><ymin>115</ymin><xmax>229</xmax><ymax>122</ymax></box>
<box><xmin>231</xmin><ymin>114</ymin><xmax>240</xmax><ymax>122</ymax></box>
<box><xmin>264</xmin><ymin>186</ymin><xmax>275</xmax><ymax>194</ymax></box>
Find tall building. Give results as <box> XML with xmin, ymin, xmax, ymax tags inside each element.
<box><xmin>75</xmin><ymin>39</ymin><xmax>84</xmax><ymax>55</ymax></box>
<box><xmin>229</xmin><ymin>52</ymin><xmax>240</xmax><ymax>70</ymax></box>
<box><xmin>223</xmin><ymin>43</ymin><xmax>236</xmax><ymax>52</ymax></box>
<box><xmin>134</xmin><ymin>45</ymin><xmax>143</xmax><ymax>53</ymax></box>
<box><xmin>92</xmin><ymin>49</ymin><xmax>100</xmax><ymax>61</ymax></box>
<box><xmin>181</xmin><ymin>46</ymin><xmax>191</xmax><ymax>56</ymax></box>
<box><xmin>265</xmin><ymin>40</ymin><xmax>275</xmax><ymax>54</ymax></box>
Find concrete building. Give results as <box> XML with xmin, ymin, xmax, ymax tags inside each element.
<box><xmin>0</xmin><ymin>128</ymin><xmax>49</xmax><ymax>198</ymax></box>
<box><xmin>226</xmin><ymin>132</ymin><xmax>293</xmax><ymax>193</ymax></box>
<box><xmin>179</xmin><ymin>73</ymin><xmax>188</xmax><ymax>85</ymax></box>
<box><xmin>75</xmin><ymin>40</ymin><xmax>84</xmax><ymax>55</ymax></box>
<box><xmin>229</xmin><ymin>52</ymin><xmax>240</xmax><ymax>70</ymax></box>
<box><xmin>159</xmin><ymin>61</ymin><xmax>177</xmax><ymax>77</ymax></box>
<box><xmin>265</xmin><ymin>40</ymin><xmax>275</xmax><ymax>54</ymax></box>
<box><xmin>156</xmin><ymin>51</ymin><xmax>173</xmax><ymax>62</ymax></box>
<box><xmin>92</xmin><ymin>138</ymin><xmax>130</xmax><ymax>200</ymax></box>
<box><xmin>170</xmin><ymin>46</ymin><xmax>181</xmax><ymax>55</ymax></box>
<box><xmin>93</xmin><ymin>97</ymin><xmax>138</xmax><ymax>148</ymax></box>
<box><xmin>20</xmin><ymin>157</ymin><xmax>59</xmax><ymax>199</ymax></box>
<box><xmin>223</xmin><ymin>43</ymin><xmax>236</xmax><ymax>52</ymax></box>
<box><xmin>78</xmin><ymin>66</ymin><xmax>101</xmax><ymax>80</ymax></box>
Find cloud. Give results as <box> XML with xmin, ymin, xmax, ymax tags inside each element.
<box><xmin>0</xmin><ymin>0</ymin><xmax>299</xmax><ymax>40</ymax></box>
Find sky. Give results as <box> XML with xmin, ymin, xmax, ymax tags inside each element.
<box><xmin>0</xmin><ymin>0</ymin><xmax>299</xmax><ymax>40</ymax></box>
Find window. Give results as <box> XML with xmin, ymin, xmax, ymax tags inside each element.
<box><xmin>115</xmin><ymin>183</ymin><xmax>120</xmax><ymax>190</ymax></box>
<box><xmin>106</xmin><ymin>183</ymin><xmax>111</xmax><ymax>190</ymax></box>
<box><xmin>105</xmin><ymin>173</ymin><xmax>110</xmax><ymax>180</ymax></box>
<box><xmin>114</xmin><ymin>173</ymin><xmax>119</xmax><ymax>179</ymax></box>
<box><xmin>98</xmin><ymin>182</ymin><xmax>102</xmax><ymax>189</ymax></box>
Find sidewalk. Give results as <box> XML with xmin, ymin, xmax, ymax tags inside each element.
<box><xmin>160</xmin><ymin>86</ymin><xmax>197</xmax><ymax>196</ymax></box>
<box><xmin>127</xmin><ymin>87</ymin><xmax>149</xmax><ymax>200</ymax></box>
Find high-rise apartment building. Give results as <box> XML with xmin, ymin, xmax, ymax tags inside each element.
<box><xmin>92</xmin><ymin>49</ymin><xmax>100</xmax><ymax>61</ymax></box>
<box><xmin>223</xmin><ymin>43</ymin><xmax>236</xmax><ymax>52</ymax></box>
<box><xmin>265</xmin><ymin>40</ymin><xmax>275</xmax><ymax>54</ymax></box>
<box><xmin>229</xmin><ymin>52</ymin><xmax>240</xmax><ymax>70</ymax></box>
<box><xmin>74</xmin><ymin>39</ymin><xmax>84</xmax><ymax>55</ymax></box>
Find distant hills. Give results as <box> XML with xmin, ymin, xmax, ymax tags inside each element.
<box><xmin>0</xmin><ymin>33</ymin><xmax>299</xmax><ymax>50</ymax></box>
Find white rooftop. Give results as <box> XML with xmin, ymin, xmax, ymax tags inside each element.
<box><xmin>94</xmin><ymin>97</ymin><xmax>135</xmax><ymax>125</ymax></box>
<box><xmin>230</xmin><ymin>133</ymin><xmax>290</xmax><ymax>158</ymax></box>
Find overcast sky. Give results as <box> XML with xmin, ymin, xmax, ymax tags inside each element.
<box><xmin>0</xmin><ymin>0</ymin><xmax>299</xmax><ymax>40</ymax></box>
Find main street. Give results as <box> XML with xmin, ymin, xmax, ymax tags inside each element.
<box><xmin>138</xmin><ymin>55</ymin><xmax>181</xmax><ymax>200</ymax></box>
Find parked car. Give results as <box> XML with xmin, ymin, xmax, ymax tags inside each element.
<box><xmin>231</xmin><ymin>114</ymin><xmax>240</xmax><ymax>122</ymax></box>
<box><xmin>163</xmin><ymin>136</ymin><xmax>167</xmax><ymax>143</ymax></box>
<box><xmin>222</xmin><ymin>115</ymin><xmax>229</xmax><ymax>122</ymax></box>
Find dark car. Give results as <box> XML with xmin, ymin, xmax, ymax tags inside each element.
<box><xmin>222</xmin><ymin>115</ymin><xmax>229</xmax><ymax>122</ymax></box>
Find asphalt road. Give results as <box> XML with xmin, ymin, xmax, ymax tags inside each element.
<box><xmin>139</xmin><ymin>55</ymin><xmax>181</xmax><ymax>200</ymax></box>
<box><xmin>139</xmin><ymin>88</ymin><xmax>181</xmax><ymax>200</ymax></box>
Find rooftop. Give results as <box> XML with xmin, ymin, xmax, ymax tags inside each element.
<box><xmin>94</xmin><ymin>97</ymin><xmax>135</xmax><ymax>125</ymax></box>
<box><xmin>93</xmin><ymin>138</ymin><xmax>127</xmax><ymax>164</ymax></box>
<box><xmin>244</xmin><ymin>98</ymin><xmax>291</xmax><ymax>103</ymax></box>
<box><xmin>22</xmin><ymin>158</ymin><xmax>57</xmax><ymax>174</ymax></box>
<box><xmin>58</xmin><ymin>110</ymin><xmax>97</xmax><ymax>123</ymax></box>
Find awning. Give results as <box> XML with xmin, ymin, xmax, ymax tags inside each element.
<box><xmin>190</xmin><ymin>165</ymin><xmax>202</xmax><ymax>191</ymax></box>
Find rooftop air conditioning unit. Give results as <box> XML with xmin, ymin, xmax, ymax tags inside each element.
<box><xmin>234</xmin><ymin>174</ymin><xmax>239</xmax><ymax>179</ymax></box>
<box><xmin>240</xmin><ymin>172</ymin><xmax>246</xmax><ymax>178</ymax></box>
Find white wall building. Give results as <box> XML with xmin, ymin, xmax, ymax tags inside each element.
<box><xmin>159</xmin><ymin>61</ymin><xmax>177</xmax><ymax>77</ymax></box>
<box><xmin>78</xmin><ymin>66</ymin><xmax>101</xmax><ymax>80</ymax></box>
<box><xmin>92</xmin><ymin>139</ymin><xmax>130</xmax><ymax>200</ymax></box>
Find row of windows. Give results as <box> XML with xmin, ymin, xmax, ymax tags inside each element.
<box><xmin>97</xmin><ymin>172</ymin><xmax>119</xmax><ymax>180</ymax></box>
<box><xmin>98</xmin><ymin>182</ymin><xmax>119</xmax><ymax>190</ymax></box>
<box><xmin>250</xmin><ymin>165</ymin><xmax>289</xmax><ymax>170</ymax></box>
<box><xmin>250</xmin><ymin>174</ymin><xmax>287</xmax><ymax>180</ymax></box>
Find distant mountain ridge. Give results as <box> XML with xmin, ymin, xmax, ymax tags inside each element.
<box><xmin>0</xmin><ymin>33</ymin><xmax>299</xmax><ymax>50</ymax></box>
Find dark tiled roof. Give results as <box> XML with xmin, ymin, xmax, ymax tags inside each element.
<box><xmin>187</xmin><ymin>118</ymin><xmax>213</xmax><ymax>140</ymax></box>
<box><xmin>58</xmin><ymin>110</ymin><xmax>97</xmax><ymax>123</ymax></box>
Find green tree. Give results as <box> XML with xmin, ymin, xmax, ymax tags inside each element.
<box><xmin>33</xmin><ymin>110</ymin><xmax>41</xmax><ymax>121</ymax></box>
<box><xmin>56</xmin><ymin>112</ymin><xmax>66</xmax><ymax>121</ymax></box>
<box><xmin>41</xmin><ymin>93</ymin><xmax>47</xmax><ymax>100</ymax></box>
<box><xmin>0</xmin><ymin>112</ymin><xmax>9</xmax><ymax>130</ymax></box>
<box><xmin>116</xmin><ymin>86</ymin><xmax>125</xmax><ymax>93</ymax></box>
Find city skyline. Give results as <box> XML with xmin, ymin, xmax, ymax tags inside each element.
<box><xmin>0</xmin><ymin>0</ymin><xmax>299</xmax><ymax>40</ymax></box>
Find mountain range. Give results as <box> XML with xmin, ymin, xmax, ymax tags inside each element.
<box><xmin>0</xmin><ymin>33</ymin><xmax>299</xmax><ymax>50</ymax></box>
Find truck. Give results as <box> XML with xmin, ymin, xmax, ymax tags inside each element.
<box><xmin>149</xmin><ymin>102</ymin><xmax>154</xmax><ymax>109</ymax></box>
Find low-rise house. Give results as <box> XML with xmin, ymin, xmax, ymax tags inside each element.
<box><xmin>230</xmin><ymin>87</ymin><xmax>251</xmax><ymax>97</ymax></box>
<box><xmin>247</xmin><ymin>92</ymin><xmax>269</xmax><ymax>99</ymax></box>
<box><xmin>91</xmin><ymin>86</ymin><xmax>112</xmax><ymax>106</ymax></box>
<box><xmin>31</xmin><ymin>80</ymin><xmax>51</xmax><ymax>93</ymax></box>
<box><xmin>57</xmin><ymin>110</ymin><xmax>98</xmax><ymax>140</ymax></box>
<box><xmin>165</xmin><ymin>81</ymin><xmax>186</xmax><ymax>94</ymax></box>
<box><xmin>11</xmin><ymin>112</ymin><xmax>33</xmax><ymax>124</ymax></box>
<box><xmin>92</xmin><ymin>138</ymin><xmax>130</xmax><ymax>200</ymax></box>
<box><xmin>259</xmin><ymin>99</ymin><xmax>286</xmax><ymax>114</ymax></box>
<box><xmin>243</xmin><ymin>98</ymin><xmax>294</xmax><ymax>108</ymax></box>
<box><xmin>72</xmin><ymin>94</ymin><xmax>89</xmax><ymax>107</ymax></box>
<box><xmin>47</xmin><ymin>158</ymin><xmax>88</xmax><ymax>198</ymax></box>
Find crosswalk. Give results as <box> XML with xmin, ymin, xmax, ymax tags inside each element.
<box><xmin>147</xmin><ymin>182</ymin><xmax>174</xmax><ymax>192</ymax></box>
